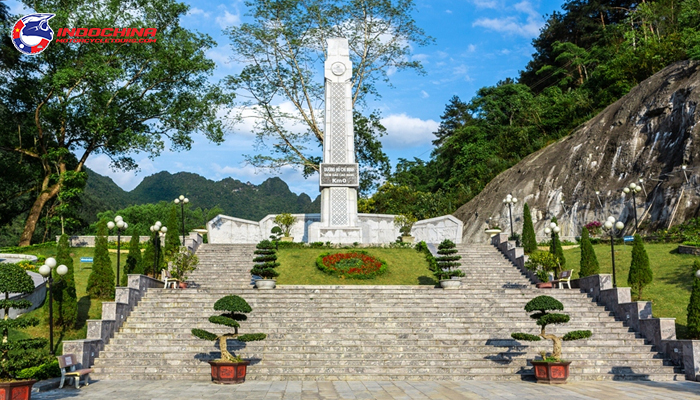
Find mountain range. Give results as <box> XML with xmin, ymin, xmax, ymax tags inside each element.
<box><xmin>79</xmin><ymin>169</ymin><xmax>320</xmax><ymax>224</ymax></box>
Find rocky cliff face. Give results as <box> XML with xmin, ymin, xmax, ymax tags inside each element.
<box><xmin>455</xmin><ymin>60</ymin><xmax>700</xmax><ymax>243</ymax></box>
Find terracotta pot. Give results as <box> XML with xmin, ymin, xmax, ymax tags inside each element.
<box><xmin>531</xmin><ymin>360</ymin><xmax>571</xmax><ymax>384</ymax></box>
<box><xmin>280</xmin><ymin>236</ymin><xmax>294</xmax><ymax>242</ymax></box>
<box><xmin>178</xmin><ymin>282</ymin><xmax>188</xmax><ymax>289</ymax></box>
<box><xmin>208</xmin><ymin>360</ymin><xmax>250</xmax><ymax>384</ymax></box>
<box><xmin>0</xmin><ymin>380</ymin><xmax>36</xmax><ymax>400</ymax></box>
<box><xmin>536</xmin><ymin>282</ymin><xmax>553</xmax><ymax>289</ymax></box>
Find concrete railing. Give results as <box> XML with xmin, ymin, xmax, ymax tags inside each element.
<box><xmin>491</xmin><ymin>232</ymin><xmax>700</xmax><ymax>381</ymax></box>
<box><xmin>62</xmin><ymin>274</ymin><xmax>163</xmax><ymax>369</ymax></box>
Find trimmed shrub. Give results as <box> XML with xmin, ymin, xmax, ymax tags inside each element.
<box><xmin>273</xmin><ymin>213</ymin><xmax>297</xmax><ymax>237</ymax></box>
<box><xmin>628</xmin><ymin>234</ymin><xmax>652</xmax><ymax>300</ymax></box>
<box><xmin>250</xmin><ymin>240</ymin><xmax>280</xmax><ymax>279</ymax></box>
<box><xmin>434</xmin><ymin>239</ymin><xmax>464</xmax><ymax>281</ymax></box>
<box><xmin>521</xmin><ymin>203</ymin><xmax>537</xmax><ymax>254</ymax></box>
<box><xmin>688</xmin><ymin>261</ymin><xmax>700</xmax><ymax>339</ymax></box>
<box><xmin>121</xmin><ymin>233</ymin><xmax>143</xmax><ymax>286</ymax></box>
<box><xmin>549</xmin><ymin>217</ymin><xmax>566</xmax><ymax>270</ymax></box>
<box><xmin>87</xmin><ymin>220</ymin><xmax>115</xmax><ymax>299</ymax></box>
<box><xmin>579</xmin><ymin>227</ymin><xmax>600</xmax><ymax>278</ymax></box>
<box><xmin>53</xmin><ymin>234</ymin><xmax>78</xmax><ymax>328</ymax></box>
<box><xmin>164</xmin><ymin>205</ymin><xmax>182</xmax><ymax>258</ymax></box>
<box><xmin>511</xmin><ymin>295</ymin><xmax>592</xmax><ymax>361</ymax></box>
<box><xmin>191</xmin><ymin>295</ymin><xmax>265</xmax><ymax>362</ymax></box>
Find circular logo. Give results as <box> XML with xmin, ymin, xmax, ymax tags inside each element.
<box><xmin>11</xmin><ymin>13</ymin><xmax>56</xmax><ymax>55</ymax></box>
<box><xmin>331</xmin><ymin>62</ymin><xmax>346</xmax><ymax>76</ymax></box>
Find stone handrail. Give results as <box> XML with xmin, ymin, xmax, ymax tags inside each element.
<box><xmin>490</xmin><ymin>232</ymin><xmax>700</xmax><ymax>381</ymax></box>
<box><xmin>62</xmin><ymin>274</ymin><xmax>163</xmax><ymax>369</ymax></box>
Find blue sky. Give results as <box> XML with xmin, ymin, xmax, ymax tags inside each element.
<box><xmin>8</xmin><ymin>0</ymin><xmax>565</xmax><ymax>197</ymax></box>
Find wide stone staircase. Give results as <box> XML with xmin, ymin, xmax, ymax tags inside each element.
<box><xmin>91</xmin><ymin>243</ymin><xmax>682</xmax><ymax>381</ymax></box>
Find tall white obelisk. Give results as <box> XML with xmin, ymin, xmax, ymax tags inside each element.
<box><xmin>309</xmin><ymin>38</ymin><xmax>362</xmax><ymax>244</ymax></box>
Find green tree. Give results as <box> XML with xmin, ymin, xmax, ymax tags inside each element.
<box><xmin>250</xmin><ymin>240</ymin><xmax>280</xmax><ymax>279</ymax></box>
<box><xmin>549</xmin><ymin>217</ymin><xmax>566</xmax><ymax>270</ymax></box>
<box><xmin>628</xmin><ymin>234</ymin><xmax>652</xmax><ymax>300</ymax></box>
<box><xmin>434</xmin><ymin>239</ymin><xmax>464</xmax><ymax>281</ymax></box>
<box><xmin>225</xmin><ymin>0</ymin><xmax>431</xmax><ymax>182</ymax></box>
<box><xmin>521</xmin><ymin>203</ymin><xmax>537</xmax><ymax>254</ymax></box>
<box><xmin>164</xmin><ymin>205</ymin><xmax>181</xmax><ymax>258</ymax></box>
<box><xmin>140</xmin><ymin>234</ymin><xmax>164</xmax><ymax>279</ymax></box>
<box><xmin>579</xmin><ymin>227</ymin><xmax>600</xmax><ymax>278</ymax></box>
<box><xmin>687</xmin><ymin>261</ymin><xmax>700</xmax><ymax>339</ymax></box>
<box><xmin>121</xmin><ymin>233</ymin><xmax>143</xmax><ymax>286</ymax></box>
<box><xmin>1</xmin><ymin>0</ymin><xmax>227</xmax><ymax>246</ymax></box>
<box><xmin>87</xmin><ymin>220</ymin><xmax>114</xmax><ymax>299</ymax></box>
<box><xmin>53</xmin><ymin>234</ymin><xmax>78</xmax><ymax>328</ymax></box>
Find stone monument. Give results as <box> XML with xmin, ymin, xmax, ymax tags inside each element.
<box><xmin>205</xmin><ymin>39</ymin><xmax>464</xmax><ymax>245</ymax></box>
<box><xmin>308</xmin><ymin>38</ymin><xmax>362</xmax><ymax>244</ymax></box>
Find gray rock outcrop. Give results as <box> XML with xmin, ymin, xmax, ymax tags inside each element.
<box><xmin>455</xmin><ymin>60</ymin><xmax>700</xmax><ymax>243</ymax></box>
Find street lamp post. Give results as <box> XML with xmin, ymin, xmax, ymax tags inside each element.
<box><xmin>174</xmin><ymin>195</ymin><xmax>189</xmax><ymax>247</ymax></box>
<box><xmin>107</xmin><ymin>216</ymin><xmax>128</xmax><ymax>287</ymax></box>
<box><xmin>638</xmin><ymin>178</ymin><xmax>647</xmax><ymax>197</ymax></box>
<box><xmin>595</xmin><ymin>191</ymin><xmax>603</xmax><ymax>207</ymax></box>
<box><xmin>682</xmin><ymin>165</ymin><xmax>689</xmax><ymax>184</ymax></box>
<box><xmin>503</xmin><ymin>194</ymin><xmax>518</xmax><ymax>237</ymax></box>
<box><xmin>149</xmin><ymin>222</ymin><xmax>167</xmax><ymax>279</ymax></box>
<box><xmin>623</xmin><ymin>183</ymin><xmax>642</xmax><ymax>232</ymax></box>
<box><xmin>602</xmin><ymin>216</ymin><xmax>625</xmax><ymax>288</ymax></box>
<box><xmin>38</xmin><ymin>257</ymin><xmax>67</xmax><ymax>355</ymax></box>
<box><xmin>544</xmin><ymin>222</ymin><xmax>561</xmax><ymax>280</ymax></box>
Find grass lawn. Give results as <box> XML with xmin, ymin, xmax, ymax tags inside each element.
<box><xmin>8</xmin><ymin>243</ymin><xmax>131</xmax><ymax>353</ymax></box>
<box><xmin>562</xmin><ymin>242</ymin><xmax>698</xmax><ymax>338</ymax></box>
<box><xmin>276</xmin><ymin>247</ymin><xmax>436</xmax><ymax>286</ymax></box>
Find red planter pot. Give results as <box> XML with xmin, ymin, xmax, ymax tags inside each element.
<box><xmin>531</xmin><ymin>360</ymin><xmax>571</xmax><ymax>384</ymax></box>
<box><xmin>208</xmin><ymin>360</ymin><xmax>249</xmax><ymax>384</ymax></box>
<box><xmin>0</xmin><ymin>380</ymin><xmax>36</xmax><ymax>400</ymax></box>
<box><xmin>536</xmin><ymin>282</ymin><xmax>553</xmax><ymax>289</ymax></box>
<box><xmin>179</xmin><ymin>282</ymin><xmax>188</xmax><ymax>289</ymax></box>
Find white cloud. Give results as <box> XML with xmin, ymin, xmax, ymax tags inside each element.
<box><xmin>187</xmin><ymin>7</ymin><xmax>210</xmax><ymax>18</ymax></box>
<box><xmin>421</xmin><ymin>90</ymin><xmax>429</xmax><ymax>98</ymax></box>
<box><xmin>470</xmin><ymin>0</ymin><xmax>500</xmax><ymax>9</ymax></box>
<box><xmin>216</xmin><ymin>10</ymin><xmax>240</xmax><ymax>29</ymax></box>
<box><xmin>380</xmin><ymin>114</ymin><xmax>439</xmax><ymax>149</ymax></box>
<box><xmin>472</xmin><ymin>0</ymin><xmax>544</xmax><ymax>38</ymax></box>
<box><xmin>445</xmin><ymin>9</ymin><xmax>453</xmax><ymax>14</ymax></box>
<box><xmin>412</xmin><ymin>53</ymin><xmax>429</xmax><ymax>62</ymax></box>
<box><xmin>467</xmin><ymin>44</ymin><xmax>476</xmax><ymax>53</ymax></box>
<box><xmin>206</xmin><ymin>47</ymin><xmax>234</xmax><ymax>69</ymax></box>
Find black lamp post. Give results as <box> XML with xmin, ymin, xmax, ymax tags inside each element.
<box><xmin>503</xmin><ymin>194</ymin><xmax>518</xmax><ymax>237</ymax></box>
<box><xmin>149</xmin><ymin>222</ymin><xmax>167</xmax><ymax>279</ymax></box>
<box><xmin>623</xmin><ymin>183</ymin><xmax>642</xmax><ymax>232</ymax></box>
<box><xmin>39</xmin><ymin>258</ymin><xmax>67</xmax><ymax>355</ymax></box>
<box><xmin>107</xmin><ymin>216</ymin><xmax>128</xmax><ymax>287</ymax></box>
<box><xmin>602</xmin><ymin>217</ymin><xmax>625</xmax><ymax>288</ymax></box>
<box><xmin>174</xmin><ymin>195</ymin><xmax>189</xmax><ymax>247</ymax></box>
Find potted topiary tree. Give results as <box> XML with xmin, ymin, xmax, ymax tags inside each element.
<box><xmin>511</xmin><ymin>295</ymin><xmax>592</xmax><ymax>384</ymax></box>
<box><xmin>251</xmin><ymin>240</ymin><xmax>279</xmax><ymax>289</ymax></box>
<box><xmin>434</xmin><ymin>239</ymin><xmax>464</xmax><ymax>289</ymax></box>
<box><xmin>394</xmin><ymin>214</ymin><xmax>417</xmax><ymax>243</ymax></box>
<box><xmin>0</xmin><ymin>263</ymin><xmax>41</xmax><ymax>399</ymax></box>
<box><xmin>169</xmin><ymin>246</ymin><xmax>199</xmax><ymax>288</ymax></box>
<box><xmin>191</xmin><ymin>295</ymin><xmax>266</xmax><ymax>384</ymax></box>
<box><xmin>273</xmin><ymin>213</ymin><xmax>297</xmax><ymax>242</ymax></box>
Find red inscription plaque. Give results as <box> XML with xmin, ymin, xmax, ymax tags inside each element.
<box><xmin>550</xmin><ymin>365</ymin><xmax>566</xmax><ymax>379</ymax></box>
<box><xmin>11</xmin><ymin>385</ymin><xmax>29</xmax><ymax>400</ymax></box>
<box><xmin>534</xmin><ymin>365</ymin><xmax>547</xmax><ymax>379</ymax></box>
<box><xmin>237</xmin><ymin>365</ymin><xmax>246</xmax><ymax>378</ymax></box>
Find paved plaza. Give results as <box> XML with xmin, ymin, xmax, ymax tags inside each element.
<box><xmin>33</xmin><ymin>380</ymin><xmax>700</xmax><ymax>399</ymax></box>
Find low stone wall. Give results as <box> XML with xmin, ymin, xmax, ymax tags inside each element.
<box><xmin>412</xmin><ymin>215</ymin><xmax>463</xmax><ymax>244</ymax></box>
<box><xmin>491</xmin><ymin>232</ymin><xmax>700</xmax><ymax>381</ymax></box>
<box><xmin>57</xmin><ymin>235</ymin><xmax>152</xmax><ymax>247</ymax></box>
<box><xmin>679</xmin><ymin>245</ymin><xmax>700</xmax><ymax>256</ymax></box>
<box><xmin>0</xmin><ymin>271</ymin><xmax>46</xmax><ymax>319</ymax></box>
<box><xmin>62</xmin><ymin>274</ymin><xmax>163</xmax><ymax>369</ymax></box>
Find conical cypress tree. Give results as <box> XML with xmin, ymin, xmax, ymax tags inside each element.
<box><xmin>53</xmin><ymin>234</ymin><xmax>78</xmax><ymax>328</ymax></box>
<box><xmin>164</xmin><ymin>205</ymin><xmax>181</xmax><ymax>258</ymax></box>
<box><xmin>688</xmin><ymin>261</ymin><xmax>700</xmax><ymax>339</ymax></box>
<box><xmin>434</xmin><ymin>239</ymin><xmax>464</xmax><ymax>280</ymax></box>
<box><xmin>87</xmin><ymin>220</ymin><xmax>115</xmax><ymax>299</ymax></box>
<box><xmin>250</xmin><ymin>240</ymin><xmax>280</xmax><ymax>279</ymax></box>
<box><xmin>121</xmin><ymin>233</ymin><xmax>143</xmax><ymax>286</ymax></box>
<box><xmin>628</xmin><ymin>234</ymin><xmax>652</xmax><ymax>300</ymax></box>
<box><xmin>521</xmin><ymin>203</ymin><xmax>537</xmax><ymax>254</ymax></box>
<box><xmin>140</xmin><ymin>235</ymin><xmax>164</xmax><ymax>278</ymax></box>
<box><xmin>579</xmin><ymin>227</ymin><xmax>599</xmax><ymax>277</ymax></box>
<box><xmin>549</xmin><ymin>217</ymin><xmax>566</xmax><ymax>270</ymax></box>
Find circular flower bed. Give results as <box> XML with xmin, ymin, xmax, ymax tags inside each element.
<box><xmin>316</xmin><ymin>251</ymin><xmax>387</xmax><ymax>279</ymax></box>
